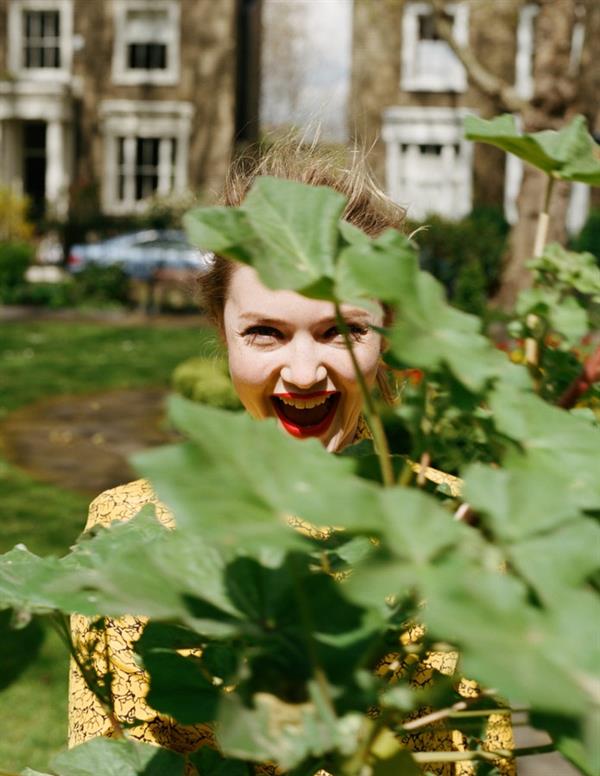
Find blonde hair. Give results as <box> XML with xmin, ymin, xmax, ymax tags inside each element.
<box><xmin>197</xmin><ymin>135</ymin><xmax>404</xmax><ymax>403</ymax></box>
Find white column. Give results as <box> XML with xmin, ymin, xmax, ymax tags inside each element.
<box><xmin>175</xmin><ymin>130</ymin><xmax>188</xmax><ymax>192</ymax></box>
<box><xmin>385</xmin><ymin>138</ymin><xmax>401</xmax><ymax>205</ymax></box>
<box><xmin>124</xmin><ymin>136</ymin><xmax>136</xmax><ymax>207</ymax></box>
<box><xmin>157</xmin><ymin>137</ymin><xmax>172</xmax><ymax>195</ymax></box>
<box><xmin>46</xmin><ymin>119</ymin><xmax>67</xmax><ymax>217</ymax></box>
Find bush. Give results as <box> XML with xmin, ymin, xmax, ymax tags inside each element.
<box><xmin>409</xmin><ymin>206</ymin><xmax>509</xmax><ymax>315</ymax></box>
<box><xmin>0</xmin><ymin>242</ymin><xmax>34</xmax><ymax>303</ymax></box>
<box><xmin>172</xmin><ymin>356</ymin><xmax>242</xmax><ymax>410</ymax></box>
<box><xmin>71</xmin><ymin>264</ymin><xmax>130</xmax><ymax>307</ymax></box>
<box><xmin>15</xmin><ymin>281</ymin><xmax>75</xmax><ymax>309</ymax></box>
<box><xmin>0</xmin><ymin>188</ymin><xmax>34</xmax><ymax>242</ymax></box>
<box><xmin>570</xmin><ymin>207</ymin><xmax>600</xmax><ymax>262</ymax></box>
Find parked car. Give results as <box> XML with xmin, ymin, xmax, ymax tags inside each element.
<box><xmin>67</xmin><ymin>229</ymin><xmax>214</xmax><ymax>280</ymax></box>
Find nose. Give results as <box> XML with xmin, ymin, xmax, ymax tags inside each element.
<box><xmin>280</xmin><ymin>336</ymin><xmax>327</xmax><ymax>389</ymax></box>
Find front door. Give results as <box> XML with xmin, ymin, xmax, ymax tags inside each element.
<box><xmin>23</xmin><ymin>120</ymin><xmax>46</xmax><ymax>221</ymax></box>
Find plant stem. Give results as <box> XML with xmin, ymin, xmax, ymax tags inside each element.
<box><xmin>526</xmin><ymin>174</ymin><xmax>556</xmax><ymax>375</ymax></box>
<box><xmin>334</xmin><ymin>303</ymin><xmax>394</xmax><ymax>487</ymax></box>
<box><xmin>412</xmin><ymin>743</ymin><xmax>555</xmax><ymax>764</ymax></box>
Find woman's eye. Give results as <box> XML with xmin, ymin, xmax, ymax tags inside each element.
<box><xmin>323</xmin><ymin>324</ymin><xmax>368</xmax><ymax>341</ymax></box>
<box><xmin>242</xmin><ymin>325</ymin><xmax>282</xmax><ymax>342</ymax></box>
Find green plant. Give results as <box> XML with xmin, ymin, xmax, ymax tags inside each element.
<box><xmin>1</xmin><ymin>115</ymin><xmax>599</xmax><ymax>776</ymax></box>
<box><xmin>570</xmin><ymin>208</ymin><xmax>600</xmax><ymax>262</ymax></box>
<box><xmin>172</xmin><ymin>356</ymin><xmax>242</xmax><ymax>410</ymax></box>
<box><xmin>0</xmin><ymin>242</ymin><xmax>34</xmax><ymax>303</ymax></box>
<box><xmin>410</xmin><ymin>206</ymin><xmax>508</xmax><ymax>316</ymax></box>
<box><xmin>0</xmin><ymin>188</ymin><xmax>34</xmax><ymax>242</ymax></box>
<box><xmin>71</xmin><ymin>264</ymin><xmax>130</xmax><ymax>307</ymax></box>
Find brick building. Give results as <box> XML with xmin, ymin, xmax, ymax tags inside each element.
<box><xmin>0</xmin><ymin>0</ymin><xmax>260</xmax><ymax>221</ymax></box>
<box><xmin>350</xmin><ymin>0</ymin><xmax>596</xmax><ymax>230</ymax></box>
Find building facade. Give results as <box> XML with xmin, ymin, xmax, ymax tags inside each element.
<box><xmin>0</xmin><ymin>0</ymin><xmax>260</xmax><ymax>221</ymax></box>
<box><xmin>350</xmin><ymin>0</ymin><xmax>595</xmax><ymax>230</ymax></box>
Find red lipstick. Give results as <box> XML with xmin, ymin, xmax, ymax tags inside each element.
<box><xmin>271</xmin><ymin>391</ymin><xmax>340</xmax><ymax>439</ymax></box>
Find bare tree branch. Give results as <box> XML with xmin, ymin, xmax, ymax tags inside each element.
<box><xmin>427</xmin><ymin>0</ymin><xmax>528</xmax><ymax>113</ymax></box>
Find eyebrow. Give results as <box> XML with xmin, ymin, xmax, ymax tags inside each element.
<box><xmin>238</xmin><ymin>310</ymin><xmax>373</xmax><ymax>325</ymax></box>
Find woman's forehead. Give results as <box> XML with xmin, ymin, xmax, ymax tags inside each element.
<box><xmin>225</xmin><ymin>264</ymin><xmax>382</xmax><ymax>324</ymax></box>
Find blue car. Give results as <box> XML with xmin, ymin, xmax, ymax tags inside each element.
<box><xmin>67</xmin><ymin>229</ymin><xmax>214</xmax><ymax>280</ymax></box>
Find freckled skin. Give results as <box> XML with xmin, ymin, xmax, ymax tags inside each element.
<box><xmin>223</xmin><ymin>264</ymin><xmax>383</xmax><ymax>452</ymax></box>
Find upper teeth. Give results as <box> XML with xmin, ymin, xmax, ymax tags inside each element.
<box><xmin>278</xmin><ymin>396</ymin><xmax>330</xmax><ymax>409</ymax></box>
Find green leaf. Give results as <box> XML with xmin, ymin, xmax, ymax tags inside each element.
<box><xmin>50</xmin><ymin>738</ymin><xmax>185</xmax><ymax>776</ymax></box>
<box><xmin>509</xmin><ymin>519</ymin><xmax>600</xmax><ymax>604</ymax></box>
<box><xmin>133</xmin><ymin>396</ymin><xmax>385</xmax><ymax>543</ymax></box>
<box><xmin>421</xmin><ymin>564</ymin><xmax>590</xmax><ymax>715</ymax></box>
<box><xmin>241</xmin><ymin>176</ymin><xmax>347</xmax><ymax>291</ymax></box>
<box><xmin>183</xmin><ymin>206</ymin><xmax>257</xmax><ymax>263</ymax></box>
<box><xmin>216</xmin><ymin>687</ymin><xmax>363</xmax><ymax>769</ymax></box>
<box><xmin>380</xmin><ymin>487</ymin><xmax>462</xmax><ymax>564</ymax></box>
<box><xmin>464</xmin><ymin>114</ymin><xmax>600</xmax><ymax>184</ymax></box>
<box><xmin>143</xmin><ymin>651</ymin><xmax>221</xmax><ymax>724</ymax></box>
<box><xmin>385</xmin><ymin>270</ymin><xmax>521</xmax><ymax>392</ymax></box>
<box><xmin>489</xmin><ymin>384</ymin><xmax>600</xmax><ymax>510</ymax></box>
<box><xmin>464</xmin><ymin>463</ymin><xmax>580</xmax><ymax>541</ymax></box>
<box><xmin>188</xmin><ymin>747</ymin><xmax>253</xmax><ymax>776</ymax></box>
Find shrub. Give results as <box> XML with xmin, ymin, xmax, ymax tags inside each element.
<box><xmin>172</xmin><ymin>356</ymin><xmax>242</xmax><ymax>410</ymax></box>
<box><xmin>410</xmin><ymin>206</ymin><xmax>509</xmax><ymax>315</ymax></box>
<box><xmin>570</xmin><ymin>207</ymin><xmax>600</xmax><ymax>262</ymax></box>
<box><xmin>0</xmin><ymin>242</ymin><xmax>34</xmax><ymax>303</ymax></box>
<box><xmin>15</xmin><ymin>281</ymin><xmax>74</xmax><ymax>309</ymax></box>
<box><xmin>71</xmin><ymin>264</ymin><xmax>130</xmax><ymax>307</ymax></box>
<box><xmin>0</xmin><ymin>188</ymin><xmax>34</xmax><ymax>242</ymax></box>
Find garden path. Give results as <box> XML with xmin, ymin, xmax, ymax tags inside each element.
<box><xmin>0</xmin><ymin>387</ymin><xmax>176</xmax><ymax>495</ymax></box>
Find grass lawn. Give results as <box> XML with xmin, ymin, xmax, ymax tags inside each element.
<box><xmin>0</xmin><ymin>319</ymin><xmax>214</xmax><ymax>773</ymax></box>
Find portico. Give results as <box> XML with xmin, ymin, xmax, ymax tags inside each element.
<box><xmin>0</xmin><ymin>80</ymin><xmax>74</xmax><ymax>219</ymax></box>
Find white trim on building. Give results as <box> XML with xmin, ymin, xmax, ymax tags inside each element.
<box><xmin>111</xmin><ymin>0</ymin><xmax>181</xmax><ymax>86</ymax></box>
<box><xmin>401</xmin><ymin>2</ymin><xmax>468</xmax><ymax>93</ymax></box>
<box><xmin>7</xmin><ymin>0</ymin><xmax>74</xmax><ymax>82</ymax></box>
<box><xmin>382</xmin><ymin>106</ymin><xmax>474</xmax><ymax>221</ymax></box>
<box><xmin>0</xmin><ymin>81</ymin><xmax>74</xmax><ymax>217</ymax></box>
<box><xmin>99</xmin><ymin>99</ymin><xmax>193</xmax><ymax>214</ymax></box>
<box><xmin>515</xmin><ymin>3</ymin><xmax>539</xmax><ymax>100</ymax></box>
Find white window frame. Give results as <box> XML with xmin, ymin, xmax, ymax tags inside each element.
<box><xmin>99</xmin><ymin>99</ymin><xmax>193</xmax><ymax>215</ymax></box>
<box><xmin>515</xmin><ymin>4</ymin><xmax>539</xmax><ymax>100</ymax></box>
<box><xmin>401</xmin><ymin>1</ymin><xmax>468</xmax><ymax>92</ymax></box>
<box><xmin>111</xmin><ymin>0</ymin><xmax>180</xmax><ymax>86</ymax></box>
<box><xmin>7</xmin><ymin>0</ymin><xmax>73</xmax><ymax>82</ymax></box>
<box><xmin>382</xmin><ymin>106</ymin><xmax>475</xmax><ymax>221</ymax></box>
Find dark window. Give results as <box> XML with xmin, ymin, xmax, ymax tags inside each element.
<box><xmin>419</xmin><ymin>144</ymin><xmax>443</xmax><ymax>156</ymax></box>
<box><xmin>23</xmin><ymin>121</ymin><xmax>47</xmax><ymax>220</ymax></box>
<box><xmin>127</xmin><ymin>42</ymin><xmax>167</xmax><ymax>70</ymax></box>
<box><xmin>135</xmin><ymin>138</ymin><xmax>160</xmax><ymax>200</ymax></box>
<box><xmin>417</xmin><ymin>11</ymin><xmax>453</xmax><ymax>42</ymax></box>
<box><xmin>117</xmin><ymin>137</ymin><xmax>126</xmax><ymax>201</ymax></box>
<box><xmin>23</xmin><ymin>10</ymin><xmax>61</xmax><ymax>68</ymax></box>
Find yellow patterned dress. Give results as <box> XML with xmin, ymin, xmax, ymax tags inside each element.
<box><xmin>68</xmin><ymin>423</ymin><xmax>514</xmax><ymax>775</ymax></box>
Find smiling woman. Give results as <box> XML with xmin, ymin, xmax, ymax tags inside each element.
<box><xmin>68</xmin><ymin>141</ymin><xmax>513</xmax><ymax>775</ymax></box>
<box><xmin>223</xmin><ymin>264</ymin><xmax>383</xmax><ymax>449</ymax></box>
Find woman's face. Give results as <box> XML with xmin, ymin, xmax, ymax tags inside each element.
<box><xmin>223</xmin><ymin>264</ymin><xmax>383</xmax><ymax>451</ymax></box>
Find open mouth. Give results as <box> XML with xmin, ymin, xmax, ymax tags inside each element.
<box><xmin>271</xmin><ymin>391</ymin><xmax>340</xmax><ymax>439</ymax></box>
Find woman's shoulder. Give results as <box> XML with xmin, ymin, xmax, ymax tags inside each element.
<box><xmin>85</xmin><ymin>479</ymin><xmax>175</xmax><ymax>531</ymax></box>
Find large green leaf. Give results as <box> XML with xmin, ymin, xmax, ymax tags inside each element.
<box><xmin>385</xmin><ymin>270</ymin><xmax>522</xmax><ymax>392</ymax></box>
<box><xmin>465</xmin><ymin>114</ymin><xmax>600</xmax><ymax>184</ymax></box>
<box><xmin>509</xmin><ymin>519</ymin><xmax>600</xmax><ymax>604</ymax></box>
<box><xmin>464</xmin><ymin>463</ymin><xmax>580</xmax><ymax>541</ymax></box>
<box><xmin>133</xmin><ymin>396</ymin><xmax>385</xmax><ymax>543</ymax></box>
<box><xmin>421</xmin><ymin>564</ymin><xmax>590</xmax><ymax>715</ymax></box>
<box><xmin>489</xmin><ymin>384</ymin><xmax>600</xmax><ymax>510</ymax></box>
<box><xmin>143</xmin><ymin>651</ymin><xmax>221</xmax><ymax>724</ymax></box>
<box><xmin>183</xmin><ymin>206</ymin><xmax>257</xmax><ymax>264</ymax></box>
<box><xmin>49</xmin><ymin>738</ymin><xmax>185</xmax><ymax>776</ymax></box>
<box><xmin>216</xmin><ymin>684</ymin><xmax>363</xmax><ymax>769</ymax></box>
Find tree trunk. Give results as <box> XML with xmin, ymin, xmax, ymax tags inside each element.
<box><xmin>495</xmin><ymin>0</ymin><xmax>578</xmax><ymax>309</ymax></box>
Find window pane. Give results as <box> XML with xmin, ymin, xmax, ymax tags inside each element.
<box><xmin>135</xmin><ymin>138</ymin><xmax>160</xmax><ymax>200</ymax></box>
<box><xmin>23</xmin><ymin>10</ymin><xmax>61</xmax><ymax>69</ymax></box>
